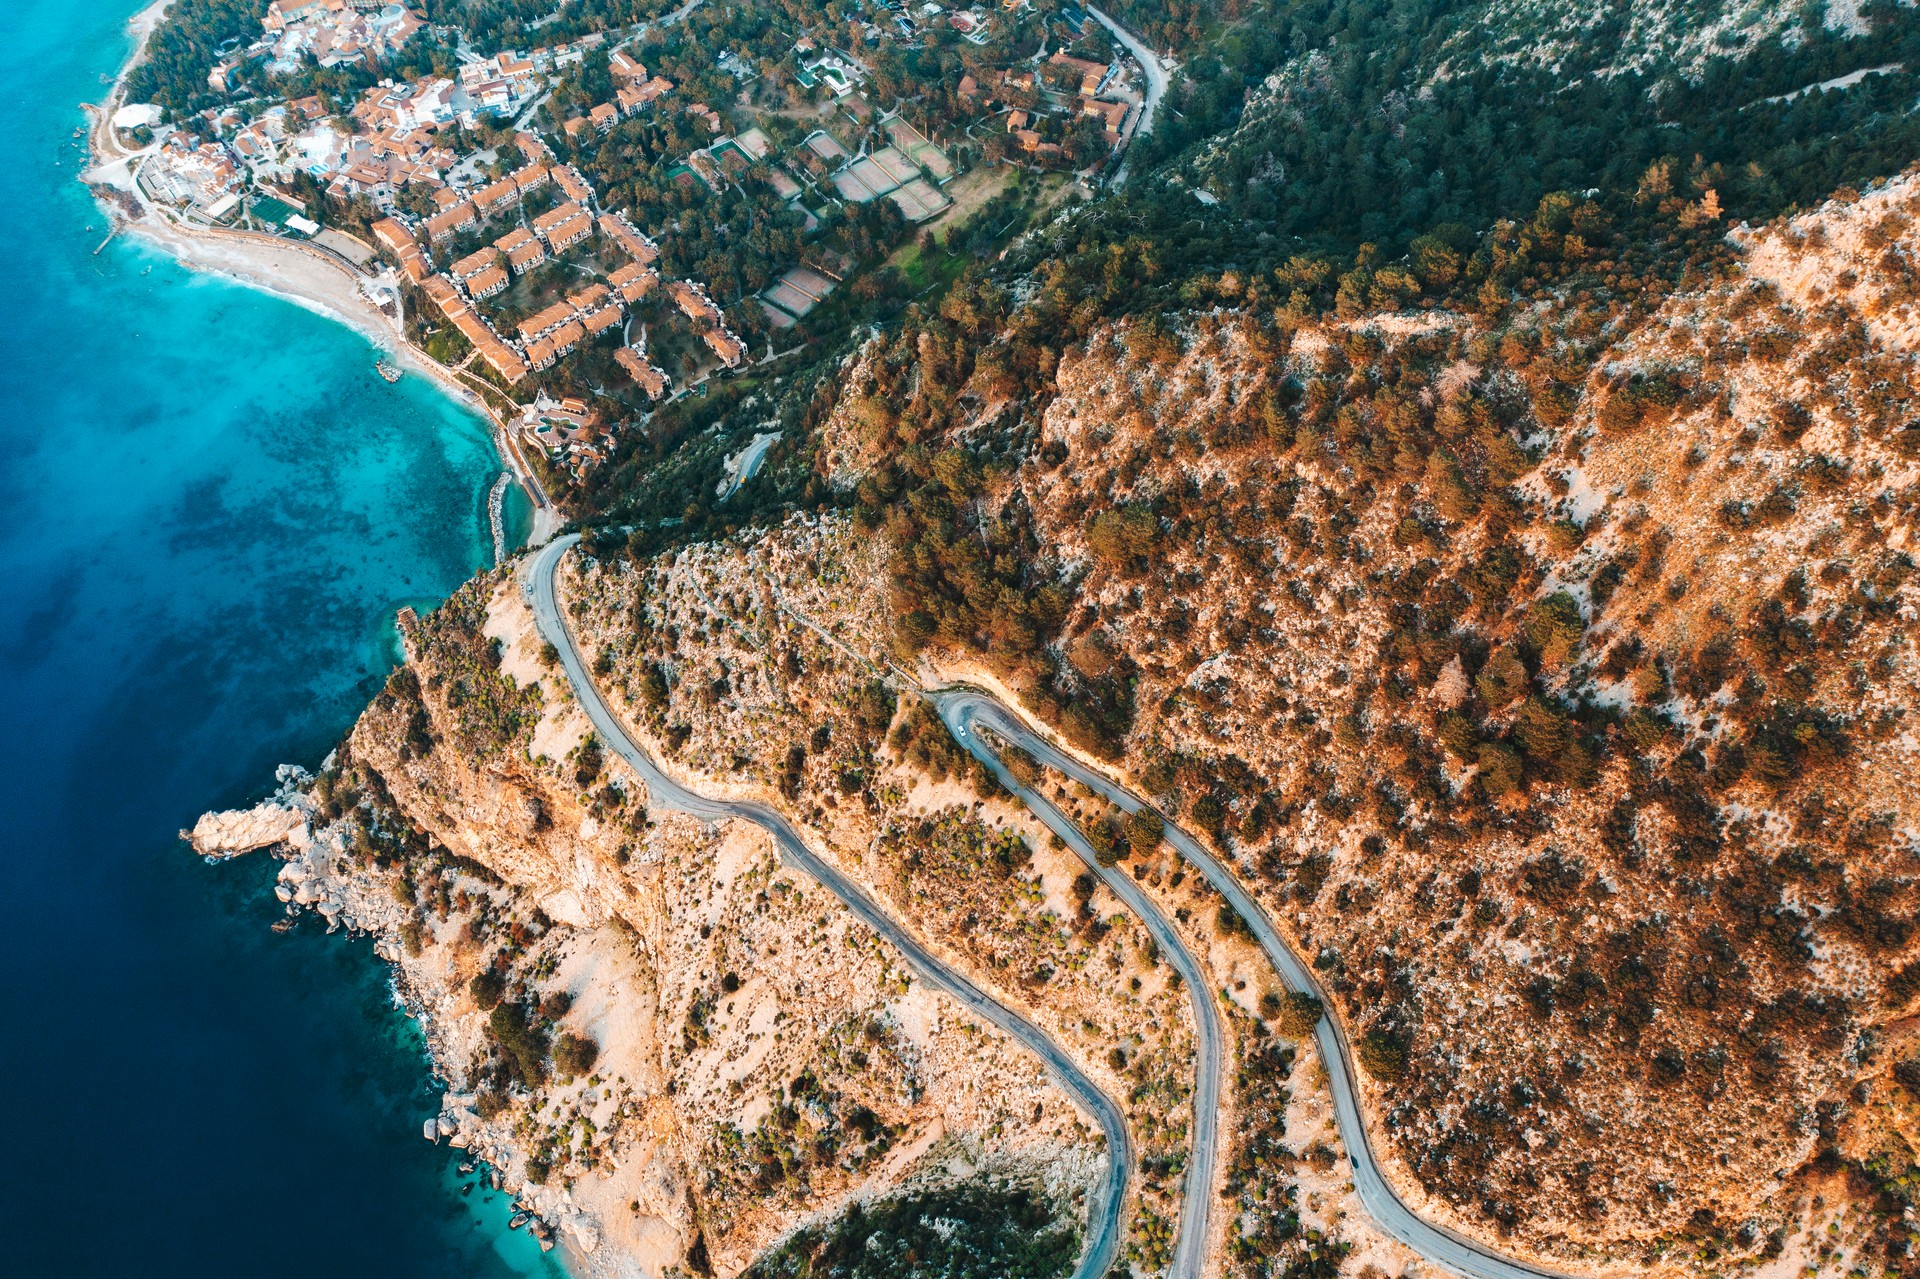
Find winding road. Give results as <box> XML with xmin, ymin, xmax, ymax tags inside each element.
<box><xmin>939</xmin><ymin>697</ymin><xmax>1222</xmax><ymax>1279</ymax></box>
<box><xmin>934</xmin><ymin>689</ymin><xmax>1566</xmax><ymax>1279</ymax></box>
<box><xmin>525</xmin><ymin>537</ymin><xmax>1132</xmax><ymax>1279</ymax></box>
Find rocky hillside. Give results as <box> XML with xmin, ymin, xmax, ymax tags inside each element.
<box><xmin>773</xmin><ymin>168</ymin><xmax>1920</xmax><ymax>1275</ymax></box>
<box><xmin>301</xmin><ymin>159</ymin><xmax>1920</xmax><ymax>1279</ymax></box>
<box><xmin>289</xmin><ymin>570</ymin><xmax>1107</xmax><ymax>1277</ymax></box>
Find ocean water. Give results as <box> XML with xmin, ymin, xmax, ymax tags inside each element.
<box><xmin>0</xmin><ymin>3</ymin><xmax>558</xmax><ymax>1275</ymax></box>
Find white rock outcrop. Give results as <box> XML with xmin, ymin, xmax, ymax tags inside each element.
<box><xmin>183</xmin><ymin>802</ymin><xmax>308</xmax><ymax>858</ymax></box>
<box><xmin>183</xmin><ymin>764</ymin><xmax>318</xmax><ymax>858</ymax></box>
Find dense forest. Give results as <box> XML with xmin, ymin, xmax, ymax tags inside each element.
<box><xmin>124</xmin><ymin>0</ymin><xmax>265</xmax><ymax>117</ymax></box>
<box><xmin>1024</xmin><ymin>0</ymin><xmax>1920</xmax><ymax>296</ymax></box>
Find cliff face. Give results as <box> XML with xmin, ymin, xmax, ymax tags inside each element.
<box><xmin>301</xmin><ymin>569</ymin><xmax>1102</xmax><ymax>1277</ymax></box>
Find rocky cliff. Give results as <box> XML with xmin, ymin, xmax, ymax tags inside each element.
<box><xmin>215</xmin><ymin>568</ymin><xmax>1104</xmax><ymax>1278</ymax></box>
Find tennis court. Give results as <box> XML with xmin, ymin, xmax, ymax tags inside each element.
<box><xmin>869</xmin><ymin>146</ymin><xmax>920</xmax><ymax>186</ymax></box>
<box><xmin>804</xmin><ymin>130</ymin><xmax>848</xmax><ymax>161</ymax></box>
<box><xmin>831</xmin><ymin>168</ymin><xmax>881</xmax><ymax>202</ymax></box>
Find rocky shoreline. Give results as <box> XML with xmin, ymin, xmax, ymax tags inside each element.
<box><xmin>185</xmin><ymin>785</ymin><xmax>597</xmax><ymax>1263</ymax></box>
<box><xmin>180</xmin><ymin>556</ymin><xmax>1105</xmax><ymax>1278</ymax></box>
<box><xmin>186</xmin><ymin>772</ymin><xmax>1101</xmax><ymax>1277</ymax></box>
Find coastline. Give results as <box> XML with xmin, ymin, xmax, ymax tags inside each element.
<box><xmin>82</xmin><ymin>0</ymin><xmax>556</xmax><ymax>541</ymax></box>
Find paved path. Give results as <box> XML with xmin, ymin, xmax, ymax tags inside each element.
<box><xmin>525</xmin><ymin>537</ymin><xmax>1131</xmax><ymax>1279</ymax></box>
<box><xmin>936</xmin><ymin>694</ymin><xmax>1221</xmax><ymax>1279</ymax></box>
<box><xmin>932</xmin><ymin>688</ymin><xmax>1568</xmax><ymax>1279</ymax></box>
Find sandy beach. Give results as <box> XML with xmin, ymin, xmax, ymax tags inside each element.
<box><xmin>138</xmin><ymin>217</ymin><xmax>405</xmax><ymax>346</ymax></box>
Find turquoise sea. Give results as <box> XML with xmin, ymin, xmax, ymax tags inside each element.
<box><xmin>0</xmin><ymin>2</ymin><xmax>558</xmax><ymax>1274</ymax></box>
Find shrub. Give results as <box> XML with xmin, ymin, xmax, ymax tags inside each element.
<box><xmin>1190</xmin><ymin>794</ymin><xmax>1225</xmax><ymax>839</ymax></box>
<box><xmin>470</xmin><ymin>968</ymin><xmax>506</xmax><ymax>1011</ymax></box>
<box><xmin>1513</xmin><ymin>696</ymin><xmax>1574</xmax><ymax>764</ymax></box>
<box><xmin>1436</xmin><ymin>711</ymin><xmax>1478</xmax><ymax>759</ymax></box>
<box><xmin>488</xmin><ymin>1002</ymin><xmax>550</xmax><ymax>1086</ymax></box>
<box><xmin>850</xmin><ymin>680</ymin><xmax>897</xmax><ymax>745</ymax></box>
<box><xmin>1476</xmin><ymin>742</ymin><xmax>1524</xmax><ymax>796</ymax></box>
<box><xmin>1278</xmin><ymin>991</ymin><xmax>1324</xmax><ymax>1038</ymax></box>
<box><xmin>1524</xmin><ymin>591</ymin><xmax>1584</xmax><ymax>666</ymax></box>
<box><xmin>1622</xmin><ymin>708</ymin><xmax>1668</xmax><ymax>752</ymax></box>
<box><xmin>1218</xmin><ymin>902</ymin><xmax>1252</xmax><ymax>939</ymax></box>
<box><xmin>1085</xmin><ymin>504</ymin><xmax>1160</xmax><ymax>571</ymax></box>
<box><xmin>574</xmin><ymin>736</ymin><xmax>604</xmax><ymax>788</ymax></box>
<box><xmin>1893</xmin><ymin>1059</ymin><xmax>1920</xmax><ymax>1099</ymax></box>
<box><xmin>552</xmin><ymin>1032</ymin><xmax>599</xmax><ymax>1079</ymax></box>
<box><xmin>1475</xmin><ymin>648</ymin><xmax>1529</xmax><ymax>706</ymax></box>
<box><xmin>1003</xmin><ymin>745</ymin><xmax>1042</xmax><ymax>789</ymax></box>
<box><xmin>1124</xmin><ymin>809</ymin><xmax>1165</xmax><ymax>856</ymax></box>
<box><xmin>1427</xmin><ymin>450</ymin><xmax>1480</xmax><ymax>522</ymax></box>
<box><xmin>640</xmin><ymin>663</ymin><xmax>670</xmax><ymax>710</ymax></box>
<box><xmin>1357</xmin><ymin>1028</ymin><xmax>1409</xmax><ymax>1083</ymax></box>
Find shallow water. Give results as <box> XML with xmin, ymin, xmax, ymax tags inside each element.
<box><xmin>0</xmin><ymin>2</ymin><xmax>557</xmax><ymax>1273</ymax></box>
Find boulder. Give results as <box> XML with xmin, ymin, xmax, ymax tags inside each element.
<box><xmin>566</xmin><ymin>1214</ymin><xmax>600</xmax><ymax>1253</ymax></box>
<box><xmin>183</xmin><ymin>803</ymin><xmax>307</xmax><ymax>859</ymax></box>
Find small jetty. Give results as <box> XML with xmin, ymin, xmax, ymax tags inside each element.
<box><xmin>375</xmin><ymin>357</ymin><xmax>402</xmax><ymax>383</ymax></box>
<box><xmin>487</xmin><ymin>471</ymin><xmax>511</xmax><ymax>567</ymax></box>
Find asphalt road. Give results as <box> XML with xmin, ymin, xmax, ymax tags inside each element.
<box><xmin>933</xmin><ymin>688</ymin><xmax>1567</xmax><ymax>1279</ymax></box>
<box><xmin>1086</xmin><ymin>3</ymin><xmax>1173</xmax><ymax>187</ymax></box>
<box><xmin>936</xmin><ymin>695</ymin><xmax>1222</xmax><ymax>1279</ymax></box>
<box><xmin>1087</xmin><ymin>4</ymin><xmax>1169</xmax><ymax>136</ymax></box>
<box><xmin>525</xmin><ymin>538</ymin><xmax>1132</xmax><ymax>1279</ymax></box>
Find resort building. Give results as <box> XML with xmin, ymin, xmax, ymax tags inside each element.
<box><xmin>552</xmin><ymin>165</ymin><xmax>594</xmax><ymax>205</ymax></box>
<box><xmin>615</xmin><ymin>347</ymin><xmax>670</xmax><ymax>399</ymax></box>
<box><xmin>608</xmin><ymin>261</ymin><xmax>658</xmax><ymax>304</ymax></box>
<box><xmin>495</xmin><ymin>227</ymin><xmax>547</xmax><ymax>274</ymax></box>
<box><xmin>599</xmin><ymin>211</ymin><xmax>659</xmax><ymax>263</ymax></box>
<box><xmin>518</xmin><ymin>301</ymin><xmax>578</xmax><ymax>343</ymax></box>
<box><xmin>370</xmin><ymin>216</ymin><xmax>429</xmax><ymax>281</ymax></box>
<box><xmin>547</xmin><ymin>319</ymin><xmax>587</xmax><ymax>359</ymax></box>
<box><xmin>703</xmin><ymin>327</ymin><xmax>748</xmax><ymax>368</ymax></box>
<box><xmin>450</xmin><ymin>246</ymin><xmax>500</xmax><ymax>281</ymax></box>
<box><xmin>422</xmin><ymin>199</ymin><xmax>476</xmax><ymax>241</ymax></box>
<box><xmin>667</xmin><ymin>279</ymin><xmax>722</xmax><ymax>325</ymax></box>
<box><xmin>474</xmin><ymin>174</ymin><xmax>520</xmax><ymax>213</ymax></box>
<box><xmin>466</xmin><ymin>264</ymin><xmax>510</xmax><ymax>299</ymax></box>
<box><xmin>532</xmin><ymin>200</ymin><xmax>586</xmax><ymax>241</ymax></box>
<box><xmin>478</xmin><ymin>341</ymin><xmax>527</xmax><ymax>383</ymax></box>
<box><xmin>546</xmin><ymin>211</ymin><xmax>593</xmax><ymax>252</ymax></box>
